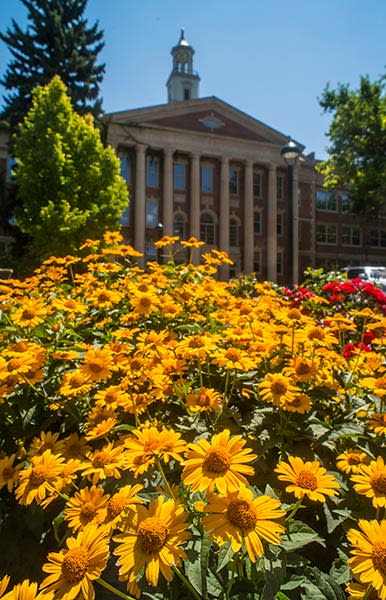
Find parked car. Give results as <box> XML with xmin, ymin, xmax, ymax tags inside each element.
<box><xmin>342</xmin><ymin>266</ymin><xmax>386</xmax><ymax>291</ymax></box>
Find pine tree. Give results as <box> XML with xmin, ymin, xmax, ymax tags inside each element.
<box><xmin>14</xmin><ymin>76</ymin><xmax>128</xmax><ymax>262</ymax></box>
<box><xmin>0</xmin><ymin>0</ymin><xmax>105</xmax><ymax>129</ymax></box>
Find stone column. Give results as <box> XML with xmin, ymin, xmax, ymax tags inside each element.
<box><xmin>219</xmin><ymin>157</ymin><xmax>230</xmax><ymax>280</ymax></box>
<box><xmin>190</xmin><ymin>153</ymin><xmax>200</xmax><ymax>264</ymax></box>
<box><xmin>267</xmin><ymin>164</ymin><xmax>277</xmax><ymax>283</ymax></box>
<box><xmin>163</xmin><ymin>148</ymin><xmax>174</xmax><ymax>236</ymax></box>
<box><xmin>243</xmin><ymin>160</ymin><xmax>254</xmax><ymax>274</ymax></box>
<box><xmin>135</xmin><ymin>143</ymin><xmax>146</xmax><ymax>266</ymax></box>
<box><xmin>293</xmin><ymin>164</ymin><xmax>300</xmax><ymax>284</ymax></box>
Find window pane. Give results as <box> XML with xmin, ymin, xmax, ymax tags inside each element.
<box><xmin>200</xmin><ymin>214</ymin><xmax>215</xmax><ymax>244</ymax></box>
<box><xmin>229</xmin><ymin>169</ymin><xmax>239</xmax><ymax>195</ymax></box>
<box><xmin>201</xmin><ymin>166</ymin><xmax>213</xmax><ymax>193</ymax></box>
<box><xmin>253</xmin><ymin>211</ymin><xmax>261</xmax><ymax>235</ymax></box>
<box><xmin>119</xmin><ymin>206</ymin><xmax>130</xmax><ymax>225</ymax></box>
<box><xmin>146</xmin><ymin>199</ymin><xmax>158</xmax><ymax>227</ymax></box>
<box><xmin>229</xmin><ymin>219</ymin><xmax>239</xmax><ymax>246</ymax></box>
<box><xmin>277</xmin><ymin>214</ymin><xmax>283</xmax><ymax>235</ymax></box>
<box><xmin>174</xmin><ymin>163</ymin><xmax>186</xmax><ymax>190</ymax></box>
<box><xmin>253</xmin><ymin>250</ymin><xmax>261</xmax><ymax>273</ymax></box>
<box><xmin>276</xmin><ymin>175</ymin><xmax>284</xmax><ymax>200</ymax></box>
<box><xmin>119</xmin><ymin>155</ymin><xmax>131</xmax><ymax>183</ymax></box>
<box><xmin>253</xmin><ymin>173</ymin><xmax>262</xmax><ymax>197</ymax></box>
<box><xmin>147</xmin><ymin>159</ymin><xmax>159</xmax><ymax>187</ymax></box>
<box><xmin>173</xmin><ymin>215</ymin><xmax>185</xmax><ymax>238</ymax></box>
<box><xmin>316</xmin><ymin>190</ymin><xmax>337</xmax><ymax>211</ymax></box>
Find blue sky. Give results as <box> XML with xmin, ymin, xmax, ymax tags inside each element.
<box><xmin>1</xmin><ymin>0</ymin><xmax>385</xmax><ymax>158</ymax></box>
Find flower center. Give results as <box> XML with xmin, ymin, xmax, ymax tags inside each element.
<box><xmin>98</xmin><ymin>292</ymin><xmax>111</xmax><ymax>303</ymax></box>
<box><xmin>70</xmin><ymin>375</ymin><xmax>84</xmax><ymax>388</ymax></box>
<box><xmin>7</xmin><ymin>358</ymin><xmax>24</xmax><ymax>371</ymax></box>
<box><xmin>296</xmin><ymin>361</ymin><xmax>312</xmax><ymax>376</ymax></box>
<box><xmin>29</xmin><ymin>465</ymin><xmax>49</xmax><ymax>487</ymax></box>
<box><xmin>372</xmin><ymin>541</ymin><xmax>386</xmax><ymax>573</ymax></box>
<box><xmin>92</xmin><ymin>451</ymin><xmax>110</xmax><ymax>468</ymax></box>
<box><xmin>188</xmin><ymin>338</ymin><xmax>204</xmax><ymax>348</ymax></box>
<box><xmin>139</xmin><ymin>297</ymin><xmax>151</xmax><ymax>308</ymax></box>
<box><xmin>308</xmin><ymin>327</ymin><xmax>324</xmax><ymax>341</ymax></box>
<box><xmin>296</xmin><ymin>469</ymin><xmax>317</xmax><ymax>490</ymax></box>
<box><xmin>80</xmin><ymin>502</ymin><xmax>97</xmax><ymax>522</ymax></box>
<box><xmin>61</xmin><ymin>547</ymin><xmax>89</xmax><ymax>583</ymax></box>
<box><xmin>203</xmin><ymin>447</ymin><xmax>231</xmax><ymax>474</ymax></box>
<box><xmin>2</xmin><ymin>466</ymin><xmax>15</xmax><ymax>480</ymax></box>
<box><xmin>88</xmin><ymin>362</ymin><xmax>103</xmax><ymax>374</ymax></box>
<box><xmin>347</xmin><ymin>453</ymin><xmax>361</xmax><ymax>465</ymax></box>
<box><xmin>227</xmin><ymin>499</ymin><xmax>257</xmax><ymax>530</ymax></box>
<box><xmin>225</xmin><ymin>349</ymin><xmax>241</xmax><ymax>362</ymax></box>
<box><xmin>271</xmin><ymin>381</ymin><xmax>288</xmax><ymax>396</ymax></box>
<box><xmin>138</xmin><ymin>517</ymin><xmax>168</xmax><ymax>553</ymax></box>
<box><xmin>21</xmin><ymin>309</ymin><xmax>35</xmax><ymax>321</ymax></box>
<box><xmin>107</xmin><ymin>496</ymin><xmax>127</xmax><ymax>520</ymax></box>
<box><xmin>370</xmin><ymin>473</ymin><xmax>386</xmax><ymax>495</ymax></box>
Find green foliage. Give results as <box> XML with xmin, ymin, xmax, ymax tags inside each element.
<box><xmin>0</xmin><ymin>0</ymin><xmax>105</xmax><ymax>128</ymax></box>
<box><xmin>318</xmin><ymin>74</ymin><xmax>386</xmax><ymax>218</ymax></box>
<box><xmin>13</xmin><ymin>76</ymin><xmax>128</xmax><ymax>261</ymax></box>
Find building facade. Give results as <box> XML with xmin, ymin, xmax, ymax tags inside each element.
<box><xmin>106</xmin><ymin>30</ymin><xmax>386</xmax><ymax>283</ymax></box>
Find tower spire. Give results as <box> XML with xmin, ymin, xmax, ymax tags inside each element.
<box><xmin>166</xmin><ymin>30</ymin><xmax>200</xmax><ymax>102</ymax></box>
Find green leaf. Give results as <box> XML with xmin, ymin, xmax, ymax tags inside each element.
<box><xmin>217</xmin><ymin>539</ymin><xmax>233</xmax><ymax>572</ymax></box>
<box><xmin>280</xmin><ymin>521</ymin><xmax>326</xmax><ymax>552</ymax></box>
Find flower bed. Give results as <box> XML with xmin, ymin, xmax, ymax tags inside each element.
<box><xmin>0</xmin><ymin>233</ymin><xmax>385</xmax><ymax>600</ymax></box>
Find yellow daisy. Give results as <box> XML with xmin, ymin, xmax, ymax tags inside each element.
<box><xmin>351</xmin><ymin>456</ymin><xmax>386</xmax><ymax>508</ymax></box>
<box><xmin>2</xmin><ymin>579</ymin><xmax>54</xmax><ymax>600</ymax></box>
<box><xmin>40</xmin><ymin>524</ymin><xmax>109</xmax><ymax>600</ymax></box>
<box><xmin>347</xmin><ymin>520</ymin><xmax>386</xmax><ymax>600</ymax></box>
<box><xmin>259</xmin><ymin>374</ymin><xmax>300</xmax><ymax>407</ymax></box>
<box><xmin>368</xmin><ymin>414</ymin><xmax>386</xmax><ymax>437</ymax></box>
<box><xmin>15</xmin><ymin>450</ymin><xmax>64</xmax><ymax>506</ymax></box>
<box><xmin>275</xmin><ymin>455</ymin><xmax>340</xmax><ymax>502</ymax></box>
<box><xmin>203</xmin><ymin>486</ymin><xmax>285</xmax><ymax>562</ymax></box>
<box><xmin>336</xmin><ymin>449</ymin><xmax>371</xmax><ymax>475</ymax></box>
<box><xmin>0</xmin><ymin>454</ymin><xmax>23</xmax><ymax>492</ymax></box>
<box><xmin>181</xmin><ymin>429</ymin><xmax>257</xmax><ymax>494</ymax></box>
<box><xmin>64</xmin><ymin>485</ymin><xmax>108</xmax><ymax>532</ymax></box>
<box><xmin>113</xmin><ymin>495</ymin><xmax>190</xmax><ymax>589</ymax></box>
<box><xmin>80</xmin><ymin>443</ymin><xmax>125</xmax><ymax>485</ymax></box>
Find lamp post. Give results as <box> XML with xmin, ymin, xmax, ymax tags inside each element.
<box><xmin>281</xmin><ymin>138</ymin><xmax>300</xmax><ymax>288</ymax></box>
<box><xmin>156</xmin><ymin>222</ymin><xmax>164</xmax><ymax>263</ymax></box>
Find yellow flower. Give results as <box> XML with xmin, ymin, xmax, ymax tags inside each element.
<box><xmin>81</xmin><ymin>443</ymin><xmax>125</xmax><ymax>485</ymax></box>
<box><xmin>211</xmin><ymin>347</ymin><xmax>256</xmax><ymax>371</ymax></box>
<box><xmin>203</xmin><ymin>486</ymin><xmax>285</xmax><ymax>562</ymax></box>
<box><xmin>336</xmin><ymin>449</ymin><xmax>371</xmax><ymax>475</ymax></box>
<box><xmin>113</xmin><ymin>495</ymin><xmax>190</xmax><ymax>590</ymax></box>
<box><xmin>0</xmin><ymin>575</ymin><xmax>10</xmax><ymax>598</ymax></box>
<box><xmin>346</xmin><ymin>580</ymin><xmax>380</xmax><ymax>599</ymax></box>
<box><xmin>40</xmin><ymin>524</ymin><xmax>109</xmax><ymax>600</ymax></box>
<box><xmin>280</xmin><ymin>393</ymin><xmax>312</xmax><ymax>414</ymax></box>
<box><xmin>259</xmin><ymin>374</ymin><xmax>300</xmax><ymax>407</ymax></box>
<box><xmin>275</xmin><ymin>456</ymin><xmax>340</xmax><ymax>502</ymax></box>
<box><xmin>154</xmin><ymin>235</ymin><xmax>179</xmax><ymax>248</ymax></box>
<box><xmin>185</xmin><ymin>387</ymin><xmax>223</xmax><ymax>412</ymax></box>
<box><xmin>2</xmin><ymin>579</ymin><xmax>53</xmax><ymax>600</ymax></box>
<box><xmin>347</xmin><ymin>520</ymin><xmax>386</xmax><ymax>600</ymax></box>
<box><xmin>59</xmin><ymin>370</ymin><xmax>93</xmax><ymax>398</ymax></box>
<box><xmin>368</xmin><ymin>413</ymin><xmax>386</xmax><ymax>436</ymax></box>
<box><xmin>79</xmin><ymin>347</ymin><xmax>114</xmax><ymax>382</ymax></box>
<box><xmin>102</xmin><ymin>484</ymin><xmax>143</xmax><ymax>530</ymax></box>
<box><xmin>181</xmin><ymin>429</ymin><xmax>257</xmax><ymax>494</ymax></box>
<box><xmin>351</xmin><ymin>456</ymin><xmax>386</xmax><ymax>508</ymax></box>
<box><xmin>64</xmin><ymin>485</ymin><xmax>109</xmax><ymax>532</ymax></box>
<box><xmin>180</xmin><ymin>237</ymin><xmax>204</xmax><ymax>248</ymax></box>
<box><xmin>124</xmin><ymin>426</ymin><xmax>187</xmax><ymax>476</ymax></box>
<box><xmin>27</xmin><ymin>431</ymin><xmax>65</xmax><ymax>459</ymax></box>
<box><xmin>11</xmin><ymin>299</ymin><xmax>49</xmax><ymax>328</ymax></box>
<box><xmin>0</xmin><ymin>454</ymin><xmax>23</xmax><ymax>492</ymax></box>
<box><xmin>15</xmin><ymin>450</ymin><xmax>64</xmax><ymax>506</ymax></box>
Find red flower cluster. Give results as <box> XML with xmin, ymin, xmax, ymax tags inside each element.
<box><xmin>322</xmin><ymin>278</ymin><xmax>386</xmax><ymax>311</ymax></box>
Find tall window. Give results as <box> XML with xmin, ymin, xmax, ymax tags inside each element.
<box><xmin>173</xmin><ymin>213</ymin><xmax>186</xmax><ymax>238</ymax></box>
<box><xmin>277</xmin><ymin>175</ymin><xmax>284</xmax><ymax>200</ymax></box>
<box><xmin>340</xmin><ymin>193</ymin><xmax>351</xmax><ymax>213</ymax></box>
<box><xmin>277</xmin><ymin>251</ymin><xmax>283</xmax><ymax>275</ymax></box>
<box><xmin>277</xmin><ymin>213</ymin><xmax>283</xmax><ymax>235</ymax></box>
<box><xmin>146</xmin><ymin>199</ymin><xmax>158</xmax><ymax>228</ymax></box>
<box><xmin>200</xmin><ymin>213</ymin><xmax>215</xmax><ymax>244</ymax></box>
<box><xmin>119</xmin><ymin>206</ymin><xmax>130</xmax><ymax>226</ymax></box>
<box><xmin>254</xmin><ymin>210</ymin><xmax>262</xmax><ymax>235</ymax></box>
<box><xmin>147</xmin><ymin>158</ymin><xmax>159</xmax><ymax>187</ymax></box>
<box><xmin>229</xmin><ymin>169</ymin><xmax>239</xmax><ymax>195</ymax></box>
<box><xmin>370</xmin><ymin>229</ymin><xmax>386</xmax><ymax>248</ymax></box>
<box><xmin>229</xmin><ymin>217</ymin><xmax>240</xmax><ymax>247</ymax></box>
<box><xmin>316</xmin><ymin>224</ymin><xmax>337</xmax><ymax>245</ymax></box>
<box><xmin>253</xmin><ymin>172</ymin><xmax>262</xmax><ymax>198</ymax></box>
<box><xmin>253</xmin><ymin>249</ymin><xmax>261</xmax><ymax>274</ymax></box>
<box><xmin>184</xmin><ymin>88</ymin><xmax>191</xmax><ymax>100</ymax></box>
<box><xmin>174</xmin><ymin>163</ymin><xmax>186</xmax><ymax>190</ymax></box>
<box><xmin>119</xmin><ymin>154</ymin><xmax>131</xmax><ymax>183</ymax></box>
<box><xmin>316</xmin><ymin>190</ymin><xmax>337</xmax><ymax>211</ymax></box>
<box><xmin>201</xmin><ymin>166</ymin><xmax>213</xmax><ymax>193</ymax></box>
<box><xmin>342</xmin><ymin>226</ymin><xmax>361</xmax><ymax>246</ymax></box>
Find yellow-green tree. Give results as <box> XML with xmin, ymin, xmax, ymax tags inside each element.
<box><xmin>14</xmin><ymin>76</ymin><xmax>128</xmax><ymax>261</ymax></box>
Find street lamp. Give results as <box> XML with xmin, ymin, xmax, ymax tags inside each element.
<box><xmin>281</xmin><ymin>138</ymin><xmax>301</xmax><ymax>287</ymax></box>
<box><xmin>156</xmin><ymin>222</ymin><xmax>164</xmax><ymax>263</ymax></box>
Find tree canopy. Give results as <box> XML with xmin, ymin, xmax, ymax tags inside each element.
<box><xmin>13</xmin><ymin>76</ymin><xmax>128</xmax><ymax>262</ymax></box>
<box><xmin>0</xmin><ymin>0</ymin><xmax>105</xmax><ymax>129</ymax></box>
<box><xmin>318</xmin><ymin>74</ymin><xmax>386</xmax><ymax>219</ymax></box>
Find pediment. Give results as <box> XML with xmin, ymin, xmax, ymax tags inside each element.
<box><xmin>108</xmin><ymin>97</ymin><xmax>303</xmax><ymax>149</ymax></box>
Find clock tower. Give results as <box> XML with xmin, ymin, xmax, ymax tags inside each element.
<box><xmin>167</xmin><ymin>29</ymin><xmax>200</xmax><ymax>102</ymax></box>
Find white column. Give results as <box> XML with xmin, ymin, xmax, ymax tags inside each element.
<box><xmin>219</xmin><ymin>157</ymin><xmax>230</xmax><ymax>280</ymax></box>
<box><xmin>135</xmin><ymin>143</ymin><xmax>146</xmax><ymax>266</ymax></box>
<box><xmin>267</xmin><ymin>164</ymin><xmax>277</xmax><ymax>283</ymax></box>
<box><xmin>190</xmin><ymin>153</ymin><xmax>200</xmax><ymax>264</ymax></box>
<box><xmin>244</xmin><ymin>160</ymin><xmax>254</xmax><ymax>274</ymax></box>
<box><xmin>163</xmin><ymin>148</ymin><xmax>174</xmax><ymax>236</ymax></box>
<box><xmin>293</xmin><ymin>165</ymin><xmax>299</xmax><ymax>284</ymax></box>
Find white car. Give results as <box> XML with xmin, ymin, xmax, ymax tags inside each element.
<box><xmin>342</xmin><ymin>266</ymin><xmax>386</xmax><ymax>291</ymax></box>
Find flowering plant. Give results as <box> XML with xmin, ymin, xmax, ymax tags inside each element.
<box><xmin>0</xmin><ymin>234</ymin><xmax>385</xmax><ymax>600</ymax></box>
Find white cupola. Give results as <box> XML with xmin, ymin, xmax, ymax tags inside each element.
<box><xmin>166</xmin><ymin>29</ymin><xmax>200</xmax><ymax>102</ymax></box>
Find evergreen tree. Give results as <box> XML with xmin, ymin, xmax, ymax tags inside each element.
<box><xmin>14</xmin><ymin>76</ymin><xmax>128</xmax><ymax>262</ymax></box>
<box><xmin>0</xmin><ymin>0</ymin><xmax>105</xmax><ymax>129</ymax></box>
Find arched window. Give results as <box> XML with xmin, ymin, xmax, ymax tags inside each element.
<box><xmin>200</xmin><ymin>212</ymin><xmax>216</xmax><ymax>245</ymax></box>
<box><xmin>229</xmin><ymin>217</ymin><xmax>240</xmax><ymax>247</ymax></box>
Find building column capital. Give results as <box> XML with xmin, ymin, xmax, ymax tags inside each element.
<box><xmin>135</xmin><ymin>143</ymin><xmax>147</xmax><ymax>154</ymax></box>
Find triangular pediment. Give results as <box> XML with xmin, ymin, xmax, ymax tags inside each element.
<box><xmin>107</xmin><ymin>97</ymin><xmax>304</xmax><ymax>149</ymax></box>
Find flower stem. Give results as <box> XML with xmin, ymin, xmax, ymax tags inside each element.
<box><xmin>173</xmin><ymin>566</ymin><xmax>203</xmax><ymax>600</ymax></box>
<box><xmin>156</xmin><ymin>457</ymin><xmax>176</xmax><ymax>499</ymax></box>
<box><xmin>96</xmin><ymin>578</ymin><xmax>136</xmax><ymax>600</ymax></box>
